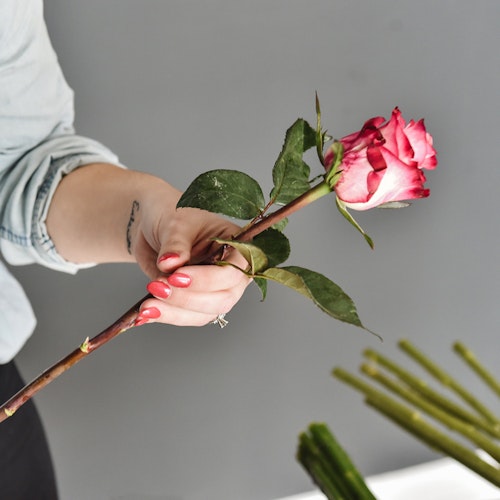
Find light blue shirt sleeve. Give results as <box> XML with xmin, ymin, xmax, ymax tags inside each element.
<box><xmin>0</xmin><ymin>0</ymin><xmax>126</xmax><ymax>362</ymax></box>
<box><xmin>0</xmin><ymin>0</ymin><xmax>124</xmax><ymax>274</ymax></box>
<box><xmin>0</xmin><ymin>261</ymin><xmax>36</xmax><ymax>364</ymax></box>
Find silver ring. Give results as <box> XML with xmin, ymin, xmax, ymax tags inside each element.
<box><xmin>212</xmin><ymin>313</ymin><xmax>229</xmax><ymax>329</ymax></box>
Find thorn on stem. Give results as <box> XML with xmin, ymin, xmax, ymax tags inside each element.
<box><xmin>4</xmin><ymin>407</ymin><xmax>15</xmax><ymax>417</ymax></box>
<box><xmin>80</xmin><ymin>337</ymin><xmax>91</xmax><ymax>354</ymax></box>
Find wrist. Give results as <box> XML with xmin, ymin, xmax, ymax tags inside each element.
<box><xmin>47</xmin><ymin>163</ymin><xmax>180</xmax><ymax>265</ymax></box>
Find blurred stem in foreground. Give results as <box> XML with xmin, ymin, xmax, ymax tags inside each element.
<box><xmin>453</xmin><ymin>342</ymin><xmax>500</xmax><ymax>399</ymax></box>
<box><xmin>333</xmin><ymin>340</ymin><xmax>500</xmax><ymax>488</ymax></box>
<box><xmin>297</xmin><ymin>422</ymin><xmax>377</xmax><ymax>500</ymax></box>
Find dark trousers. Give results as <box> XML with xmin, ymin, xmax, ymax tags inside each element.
<box><xmin>0</xmin><ymin>361</ymin><xmax>58</xmax><ymax>499</ymax></box>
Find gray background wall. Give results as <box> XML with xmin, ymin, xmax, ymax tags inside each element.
<box><xmin>9</xmin><ymin>1</ymin><xmax>499</xmax><ymax>499</ymax></box>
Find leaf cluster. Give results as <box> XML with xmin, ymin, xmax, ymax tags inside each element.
<box><xmin>177</xmin><ymin>114</ymin><xmax>369</xmax><ymax>331</ymax></box>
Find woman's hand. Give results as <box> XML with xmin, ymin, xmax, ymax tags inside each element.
<box><xmin>47</xmin><ymin>163</ymin><xmax>251</xmax><ymax>327</ymax></box>
<box><xmin>132</xmin><ymin>203</ymin><xmax>251</xmax><ymax>327</ymax></box>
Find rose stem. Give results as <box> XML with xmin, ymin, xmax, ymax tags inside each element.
<box><xmin>363</xmin><ymin>348</ymin><xmax>500</xmax><ymax>438</ymax></box>
<box><xmin>0</xmin><ymin>181</ymin><xmax>334</xmax><ymax>422</ymax></box>
<box><xmin>232</xmin><ymin>180</ymin><xmax>332</xmax><ymax>243</ymax></box>
<box><xmin>453</xmin><ymin>342</ymin><xmax>500</xmax><ymax>398</ymax></box>
<box><xmin>0</xmin><ymin>294</ymin><xmax>149</xmax><ymax>423</ymax></box>
<box><xmin>398</xmin><ymin>339</ymin><xmax>500</xmax><ymax>426</ymax></box>
<box><xmin>361</xmin><ymin>363</ymin><xmax>500</xmax><ymax>463</ymax></box>
<box><xmin>333</xmin><ymin>367</ymin><xmax>500</xmax><ymax>488</ymax></box>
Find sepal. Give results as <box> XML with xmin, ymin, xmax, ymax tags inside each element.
<box><xmin>335</xmin><ymin>198</ymin><xmax>374</xmax><ymax>249</ymax></box>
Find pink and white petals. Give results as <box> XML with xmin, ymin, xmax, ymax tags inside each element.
<box><xmin>404</xmin><ymin>119</ymin><xmax>438</xmax><ymax>170</ymax></box>
<box><xmin>325</xmin><ymin>107</ymin><xmax>437</xmax><ymax>211</ymax></box>
<box><xmin>339</xmin><ymin>149</ymin><xmax>429</xmax><ymax>211</ymax></box>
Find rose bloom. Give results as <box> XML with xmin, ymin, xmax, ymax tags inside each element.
<box><xmin>324</xmin><ymin>108</ymin><xmax>437</xmax><ymax>210</ymax></box>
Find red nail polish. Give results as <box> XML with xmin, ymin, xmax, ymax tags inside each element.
<box><xmin>135</xmin><ymin>306</ymin><xmax>161</xmax><ymax>326</ymax></box>
<box><xmin>147</xmin><ymin>281</ymin><xmax>171</xmax><ymax>299</ymax></box>
<box><xmin>134</xmin><ymin>316</ymin><xmax>149</xmax><ymax>327</ymax></box>
<box><xmin>167</xmin><ymin>273</ymin><xmax>191</xmax><ymax>288</ymax></box>
<box><xmin>140</xmin><ymin>307</ymin><xmax>161</xmax><ymax>319</ymax></box>
<box><xmin>158</xmin><ymin>252</ymin><xmax>180</xmax><ymax>264</ymax></box>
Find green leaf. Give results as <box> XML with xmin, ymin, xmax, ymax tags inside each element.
<box><xmin>335</xmin><ymin>198</ymin><xmax>374</xmax><ymax>249</ymax></box>
<box><xmin>315</xmin><ymin>93</ymin><xmax>325</xmax><ymax>166</ymax></box>
<box><xmin>260</xmin><ymin>265</ymin><xmax>368</xmax><ymax>330</ymax></box>
<box><xmin>213</xmin><ymin>238</ymin><xmax>268</xmax><ymax>274</ymax></box>
<box><xmin>260</xmin><ymin>267</ymin><xmax>311</xmax><ymax>298</ymax></box>
<box><xmin>252</xmin><ymin>229</ymin><xmax>290</xmax><ymax>268</ymax></box>
<box><xmin>214</xmin><ymin>229</ymin><xmax>290</xmax><ymax>282</ymax></box>
<box><xmin>270</xmin><ymin>119</ymin><xmax>317</xmax><ymax>206</ymax></box>
<box><xmin>177</xmin><ymin>169</ymin><xmax>265</xmax><ymax>220</ymax></box>
<box><xmin>285</xmin><ymin>266</ymin><xmax>366</xmax><ymax>328</ymax></box>
<box><xmin>271</xmin><ymin>218</ymin><xmax>288</xmax><ymax>232</ymax></box>
<box><xmin>254</xmin><ymin>277</ymin><xmax>268</xmax><ymax>300</ymax></box>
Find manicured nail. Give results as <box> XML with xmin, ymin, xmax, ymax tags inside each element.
<box><xmin>158</xmin><ymin>252</ymin><xmax>180</xmax><ymax>265</ymax></box>
<box><xmin>134</xmin><ymin>316</ymin><xmax>149</xmax><ymax>327</ymax></box>
<box><xmin>147</xmin><ymin>280</ymin><xmax>171</xmax><ymax>299</ymax></box>
<box><xmin>134</xmin><ymin>306</ymin><xmax>161</xmax><ymax>326</ymax></box>
<box><xmin>140</xmin><ymin>307</ymin><xmax>161</xmax><ymax>319</ymax></box>
<box><xmin>167</xmin><ymin>272</ymin><xmax>191</xmax><ymax>288</ymax></box>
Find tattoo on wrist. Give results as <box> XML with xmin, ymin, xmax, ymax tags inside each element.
<box><xmin>126</xmin><ymin>200</ymin><xmax>140</xmax><ymax>254</ymax></box>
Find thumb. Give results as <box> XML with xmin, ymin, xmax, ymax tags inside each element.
<box><xmin>156</xmin><ymin>240</ymin><xmax>192</xmax><ymax>274</ymax></box>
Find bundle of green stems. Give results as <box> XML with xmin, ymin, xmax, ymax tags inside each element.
<box><xmin>297</xmin><ymin>422</ymin><xmax>376</xmax><ymax>499</ymax></box>
<box><xmin>333</xmin><ymin>340</ymin><xmax>500</xmax><ymax>488</ymax></box>
<box><xmin>297</xmin><ymin>340</ymin><xmax>500</xmax><ymax>499</ymax></box>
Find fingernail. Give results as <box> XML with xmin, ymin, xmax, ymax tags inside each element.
<box><xmin>158</xmin><ymin>252</ymin><xmax>180</xmax><ymax>265</ymax></box>
<box><xmin>134</xmin><ymin>316</ymin><xmax>149</xmax><ymax>327</ymax></box>
<box><xmin>147</xmin><ymin>280</ymin><xmax>172</xmax><ymax>299</ymax></box>
<box><xmin>167</xmin><ymin>272</ymin><xmax>191</xmax><ymax>288</ymax></box>
<box><xmin>134</xmin><ymin>306</ymin><xmax>161</xmax><ymax>326</ymax></box>
<box><xmin>140</xmin><ymin>307</ymin><xmax>161</xmax><ymax>319</ymax></box>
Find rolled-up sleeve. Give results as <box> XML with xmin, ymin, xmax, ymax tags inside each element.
<box><xmin>0</xmin><ymin>135</ymin><xmax>122</xmax><ymax>273</ymax></box>
<box><xmin>0</xmin><ymin>0</ymin><xmax>124</xmax><ymax>273</ymax></box>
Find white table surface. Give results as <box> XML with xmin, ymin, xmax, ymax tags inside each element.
<box><xmin>278</xmin><ymin>457</ymin><xmax>500</xmax><ymax>500</ymax></box>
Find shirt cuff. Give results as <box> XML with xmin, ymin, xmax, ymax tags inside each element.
<box><xmin>1</xmin><ymin>133</ymin><xmax>126</xmax><ymax>274</ymax></box>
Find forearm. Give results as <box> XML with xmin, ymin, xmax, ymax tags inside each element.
<box><xmin>46</xmin><ymin>163</ymin><xmax>180</xmax><ymax>264</ymax></box>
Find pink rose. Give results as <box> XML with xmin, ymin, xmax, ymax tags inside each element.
<box><xmin>324</xmin><ymin>108</ymin><xmax>437</xmax><ymax>210</ymax></box>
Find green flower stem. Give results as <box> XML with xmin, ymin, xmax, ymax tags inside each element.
<box><xmin>298</xmin><ymin>431</ymin><xmax>349</xmax><ymax>500</ymax></box>
<box><xmin>233</xmin><ymin>180</ymin><xmax>332</xmax><ymax>243</ymax></box>
<box><xmin>0</xmin><ymin>294</ymin><xmax>148</xmax><ymax>422</ymax></box>
<box><xmin>366</xmin><ymin>396</ymin><xmax>500</xmax><ymax>488</ymax></box>
<box><xmin>363</xmin><ymin>349</ymin><xmax>500</xmax><ymax>438</ymax></box>
<box><xmin>361</xmin><ymin>363</ymin><xmax>500</xmax><ymax>463</ymax></box>
<box><xmin>308</xmin><ymin>423</ymin><xmax>377</xmax><ymax>500</ymax></box>
<box><xmin>302</xmin><ymin>457</ymin><xmax>347</xmax><ymax>500</ymax></box>
<box><xmin>454</xmin><ymin>342</ymin><xmax>500</xmax><ymax>398</ymax></box>
<box><xmin>333</xmin><ymin>367</ymin><xmax>500</xmax><ymax>488</ymax></box>
<box><xmin>297</xmin><ymin>423</ymin><xmax>376</xmax><ymax>500</ymax></box>
<box><xmin>398</xmin><ymin>339</ymin><xmax>500</xmax><ymax>426</ymax></box>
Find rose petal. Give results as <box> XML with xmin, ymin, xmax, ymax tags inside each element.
<box><xmin>332</xmin><ymin>108</ymin><xmax>436</xmax><ymax>211</ymax></box>
<box><xmin>379</xmin><ymin>108</ymin><xmax>414</xmax><ymax>163</ymax></box>
<box><xmin>404</xmin><ymin>119</ymin><xmax>438</xmax><ymax>170</ymax></box>
<box><xmin>340</xmin><ymin>116</ymin><xmax>385</xmax><ymax>152</ymax></box>
<box><xmin>339</xmin><ymin>147</ymin><xmax>430</xmax><ymax>210</ymax></box>
<box><xmin>334</xmin><ymin>150</ymin><xmax>374</xmax><ymax>204</ymax></box>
